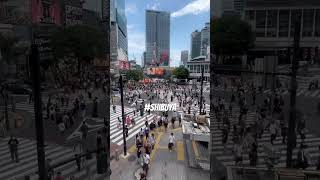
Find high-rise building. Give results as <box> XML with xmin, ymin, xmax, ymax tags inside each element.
<box><xmin>212</xmin><ymin>0</ymin><xmax>245</xmax><ymax>17</ymax></box>
<box><xmin>145</xmin><ymin>10</ymin><xmax>170</xmax><ymax>67</ymax></box>
<box><xmin>110</xmin><ymin>0</ymin><xmax>128</xmax><ymax>70</ymax></box>
<box><xmin>180</xmin><ymin>50</ymin><xmax>189</xmax><ymax>66</ymax></box>
<box><xmin>190</xmin><ymin>30</ymin><xmax>201</xmax><ymax>59</ymax></box>
<box><xmin>201</xmin><ymin>22</ymin><xmax>210</xmax><ymax>56</ymax></box>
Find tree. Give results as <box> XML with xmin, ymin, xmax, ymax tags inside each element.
<box><xmin>51</xmin><ymin>25</ymin><xmax>106</xmax><ymax>75</ymax></box>
<box><xmin>173</xmin><ymin>66</ymin><xmax>189</xmax><ymax>79</ymax></box>
<box><xmin>125</xmin><ymin>69</ymin><xmax>143</xmax><ymax>82</ymax></box>
<box><xmin>0</xmin><ymin>33</ymin><xmax>19</xmax><ymax>64</ymax></box>
<box><xmin>211</xmin><ymin>16</ymin><xmax>255</xmax><ymax>64</ymax></box>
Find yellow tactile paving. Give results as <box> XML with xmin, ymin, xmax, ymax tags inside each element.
<box><xmin>176</xmin><ymin>141</ymin><xmax>185</xmax><ymax>161</ymax></box>
<box><xmin>150</xmin><ymin>132</ymin><xmax>163</xmax><ymax>161</ymax></box>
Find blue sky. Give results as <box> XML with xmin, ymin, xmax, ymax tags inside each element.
<box><xmin>125</xmin><ymin>0</ymin><xmax>210</xmax><ymax>67</ymax></box>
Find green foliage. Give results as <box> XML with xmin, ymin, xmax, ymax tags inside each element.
<box><xmin>211</xmin><ymin>16</ymin><xmax>255</xmax><ymax>56</ymax></box>
<box><xmin>173</xmin><ymin>66</ymin><xmax>189</xmax><ymax>79</ymax></box>
<box><xmin>0</xmin><ymin>33</ymin><xmax>19</xmax><ymax>64</ymax></box>
<box><xmin>125</xmin><ymin>69</ymin><xmax>144</xmax><ymax>81</ymax></box>
<box><xmin>50</xmin><ymin>25</ymin><xmax>106</xmax><ymax>73</ymax></box>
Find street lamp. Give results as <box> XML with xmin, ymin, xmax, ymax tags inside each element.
<box><xmin>1</xmin><ymin>84</ymin><xmax>9</xmax><ymax>130</ymax></box>
<box><xmin>199</xmin><ymin>66</ymin><xmax>204</xmax><ymax>115</ymax></box>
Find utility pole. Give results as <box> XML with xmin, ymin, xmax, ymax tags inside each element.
<box><xmin>3</xmin><ymin>86</ymin><xmax>9</xmax><ymax>130</ymax></box>
<box><xmin>30</xmin><ymin>44</ymin><xmax>46</xmax><ymax>179</ymax></box>
<box><xmin>199</xmin><ymin>66</ymin><xmax>204</xmax><ymax>115</ymax></box>
<box><xmin>286</xmin><ymin>20</ymin><xmax>300</xmax><ymax>168</ymax></box>
<box><xmin>119</xmin><ymin>75</ymin><xmax>127</xmax><ymax>156</ymax></box>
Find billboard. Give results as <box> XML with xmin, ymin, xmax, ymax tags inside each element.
<box><xmin>147</xmin><ymin>67</ymin><xmax>165</xmax><ymax>76</ymax></box>
<box><xmin>65</xmin><ymin>5</ymin><xmax>83</xmax><ymax>26</ymax></box>
<box><xmin>32</xmin><ymin>0</ymin><xmax>61</xmax><ymax>25</ymax></box>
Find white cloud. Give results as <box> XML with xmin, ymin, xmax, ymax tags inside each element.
<box><xmin>125</xmin><ymin>3</ymin><xmax>138</xmax><ymax>14</ymax></box>
<box><xmin>147</xmin><ymin>0</ymin><xmax>160</xmax><ymax>10</ymax></box>
<box><xmin>172</xmin><ymin>0</ymin><xmax>209</xmax><ymax>18</ymax></box>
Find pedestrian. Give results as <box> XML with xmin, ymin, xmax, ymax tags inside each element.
<box><xmin>58</xmin><ymin>121</ymin><xmax>65</xmax><ymax>135</ymax></box>
<box><xmin>75</xmin><ymin>153</ymin><xmax>81</xmax><ymax>171</ymax></box>
<box><xmin>8</xmin><ymin>136</ymin><xmax>19</xmax><ymax>163</ymax></box>
<box><xmin>142</xmin><ymin>152</ymin><xmax>150</xmax><ymax>176</ymax></box>
<box><xmin>234</xmin><ymin>142</ymin><xmax>243</xmax><ymax>166</ymax></box>
<box><xmin>150</xmin><ymin>133</ymin><xmax>156</xmax><ymax>150</ymax></box>
<box><xmin>46</xmin><ymin>159</ymin><xmax>53</xmax><ymax>180</ymax></box>
<box><xmin>317</xmin><ymin>146</ymin><xmax>320</xmax><ymax>170</ymax></box>
<box><xmin>297</xmin><ymin>145</ymin><xmax>309</xmax><ymax>169</ymax></box>
<box><xmin>80</xmin><ymin>121</ymin><xmax>88</xmax><ymax>140</ymax></box>
<box><xmin>168</xmin><ymin>133</ymin><xmax>175</xmax><ymax>152</ymax></box>
<box><xmin>53</xmin><ymin>172</ymin><xmax>64</xmax><ymax>180</ymax></box>
<box><xmin>249</xmin><ymin>142</ymin><xmax>258</xmax><ymax>166</ymax></box>
<box><xmin>171</xmin><ymin>116</ymin><xmax>175</xmax><ymax>129</ymax></box>
<box><xmin>269</xmin><ymin>120</ymin><xmax>277</xmax><ymax>145</ymax></box>
<box><xmin>96</xmin><ymin>131</ymin><xmax>102</xmax><ymax>152</ymax></box>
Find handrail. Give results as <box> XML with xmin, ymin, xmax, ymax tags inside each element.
<box><xmin>226</xmin><ymin>166</ymin><xmax>320</xmax><ymax>180</ymax></box>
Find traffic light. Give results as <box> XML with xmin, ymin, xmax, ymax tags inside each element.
<box><xmin>97</xmin><ymin>151</ymin><xmax>107</xmax><ymax>174</ymax></box>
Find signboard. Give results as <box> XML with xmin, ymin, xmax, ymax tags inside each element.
<box><xmin>65</xmin><ymin>5</ymin><xmax>82</xmax><ymax>26</ymax></box>
<box><xmin>147</xmin><ymin>67</ymin><xmax>165</xmax><ymax>76</ymax></box>
<box><xmin>33</xmin><ymin>25</ymin><xmax>56</xmax><ymax>61</ymax></box>
<box><xmin>32</xmin><ymin>0</ymin><xmax>62</xmax><ymax>25</ymax></box>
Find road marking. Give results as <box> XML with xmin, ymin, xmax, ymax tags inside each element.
<box><xmin>150</xmin><ymin>132</ymin><xmax>163</xmax><ymax>161</ymax></box>
<box><xmin>176</xmin><ymin>141</ymin><xmax>185</xmax><ymax>161</ymax></box>
<box><xmin>192</xmin><ymin>141</ymin><xmax>200</xmax><ymax>160</ymax></box>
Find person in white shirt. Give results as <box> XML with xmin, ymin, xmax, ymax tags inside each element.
<box><xmin>168</xmin><ymin>133</ymin><xmax>175</xmax><ymax>152</ymax></box>
<box><xmin>142</xmin><ymin>152</ymin><xmax>150</xmax><ymax>175</ymax></box>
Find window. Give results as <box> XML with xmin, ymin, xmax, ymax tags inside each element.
<box><xmin>279</xmin><ymin>10</ymin><xmax>290</xmax><ymax>37</ymax></box>
<box><xmin>266</xmin><ymin>10</ymin><xmax>277</xmax><ymax>37</ymax></box>
<box><xmin>302</xmin><ymin>9</ymin><xmax>314</xmax><ymax>37</ymax></box>
<box><xmin>256</xmin><ymin>10</ymin><xmax>266</xmax><ymax>37</ymax></box>
<box><xmin>290</xmin><ymin>10</ymin><xmax>302</xmax><ymax>37</ymax></box>
<box><xmin>315</xmin><ymin>9</ymin><xmax>320</xmax><ymax>37</ymax></box>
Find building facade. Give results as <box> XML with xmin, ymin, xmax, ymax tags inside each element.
<box><xmin>190</xmin><ymin>30</ymin><xmax>201</xmax><ymax>59</ymax></box>
<box><xmin>186</xmin><ymin>56</ymin><xmax>210</xmax><ymax>81</ymax></box>
<box><xmin>180</xmin><ymin>50</ymin><xmax>189</xmax><ymax>66</ymax></box>
<box><xmin>201</xmin><ymin>22</ymin><xmax>210</xmax><ymax>56</ymax></box>
<box><xmin>243</xmin><ymin>0</ymin><xmax>320</xmax><ymax>64</ymax></box>
<box><xmin>212</xmin><ymin>0</ymin><xmax>245</xmax><ymax>17</ymax></box>
<box><xmin>110</xmin><ymin>0</ymin><xmax>128</xmax><ymax>72</ymax></box>
<box><xmin>145</xmin><ymin>10</ymin><xmax>170</xmax><ymax>67</ymax></box>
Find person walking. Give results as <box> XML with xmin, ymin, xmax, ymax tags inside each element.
<box><xmin>53</xmin><ymin>172</ymin><xmax>64</xmax><ymax>180</ymax></box>
<box><xmin>316</xmin><ymin>146</ymin><xmax>320</xmax><ymax>170</ymax></box>
<box><xmin>80</xmin><ymin>121</ymin><xmax>88</xmax><ymax>140</ymax></box>
<box><xmin>8</xmin><ymin>136</ymin><xmax>19</xmax><ymax>163</ymax></box>
<box><xmin>142</xmin><ymin>152</ymin><xmax>150</xmax><ymax>176</ymax></box>
<box><xmin>168</xmin><ymin>133</ymin><xmax>175</xmax><ymax>152</ymax></box>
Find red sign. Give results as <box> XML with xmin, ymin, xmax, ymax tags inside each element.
<box><xmin>32</xmin><ymin>0</ymin><xmax>61</xmax><ymax>25</ymax></box>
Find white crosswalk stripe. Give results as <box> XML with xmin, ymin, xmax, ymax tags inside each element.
<box><xmin>264</xmin><ymin>88</ymin><xmax>320</xmax><ymax>98</ymax></box>
<box><xmin>211</xmin><ymin>109</ymin><xmax>320</xmax><ymax>170</ymax></box>
<box><xmin>109</xmin><ymin>105</ymin><xmax>156</xmax><ymax>146</ymax></box>
<box><xmin>0</xmin><ymin>137</ymin><xmax>106</xmax><ymax>180</ymax></box>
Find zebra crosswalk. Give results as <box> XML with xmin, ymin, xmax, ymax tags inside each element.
<box><xmin>109</xmin><ymin>106</ymin><xmax>156</xmax><ymax>146</ymax></box>
<box><xmin>0</xmin><ymin>137</ymin><xmax>106</xmax><ymax>180</ymax></box>
<box><xmin>211</xmin><ymin>108</ymin><xmax>320</xmax><ymax>170</ymax></box>
<box><xmin>263</xmin><ymin>88</ymin><xmax>320</xmax><ymax>98</ymax></box>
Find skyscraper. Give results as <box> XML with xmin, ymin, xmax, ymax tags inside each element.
<box><xmin>180</xmin><ymin>50</ymin><xmax>189</xmax><ymax>66</ymax></box>
<box><xmin>110</xmin><ymin>0</ymin><xmax>128</xmax><ymax>70</ymax></box>
<box><xmin>190</xmin><ymin>30</ymin><xmax>201</xmax><ymax>59</ymax></box>
<box><xmin>145</xmin><ymin>10</ymin><xmax>170</xmax><ymax>67</ymax></box>
<box><xmin>201</xmin><ymin>22</ymin><xmax>210</xmax><ymax>56</ymax></box>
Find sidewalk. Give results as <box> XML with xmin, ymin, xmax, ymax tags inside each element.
<box><xmin>110</xmin><ymin>127</ymin><xmax>210</xmax><ymax>180</ymax></box>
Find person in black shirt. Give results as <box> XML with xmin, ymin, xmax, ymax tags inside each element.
<box><xmin>8</xmin><ymin>136</ymin><xmax>19</xmax><ymax>162</ymax></box>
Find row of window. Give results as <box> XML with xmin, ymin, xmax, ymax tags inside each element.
<box><xmin>245</xmin><ymin>9</ymin><xmax>320</xmax><ymax>37</ymax></box>
<box><xmin>187</xmin><ymin>64</ymin><xmax>210</xmax><ymax>73</ymax></box>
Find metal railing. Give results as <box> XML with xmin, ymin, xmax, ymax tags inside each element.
<box><xmin>226</xmin><ymin>166</ymin><xmax>320</xmax><ymax>180</ymax></box>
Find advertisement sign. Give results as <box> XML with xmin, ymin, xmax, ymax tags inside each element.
<box><xmin>65</xmin><ymin>5</ymin><xmax>83</xmax><ymax>26</ymax></box>
<box><xmin>147</xmin><ymin>67</ymin><xmax>165</xmax><ymax>76</ymax></box>
<box><xmin>32</xmin><ymin>0</ymin><xmax>61</xmax><ymax>25</ymax></box>
<box><xmin>33</xmin><ymin>25</ymin><xmax>57</xmax><ymax>61</ymax></box>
